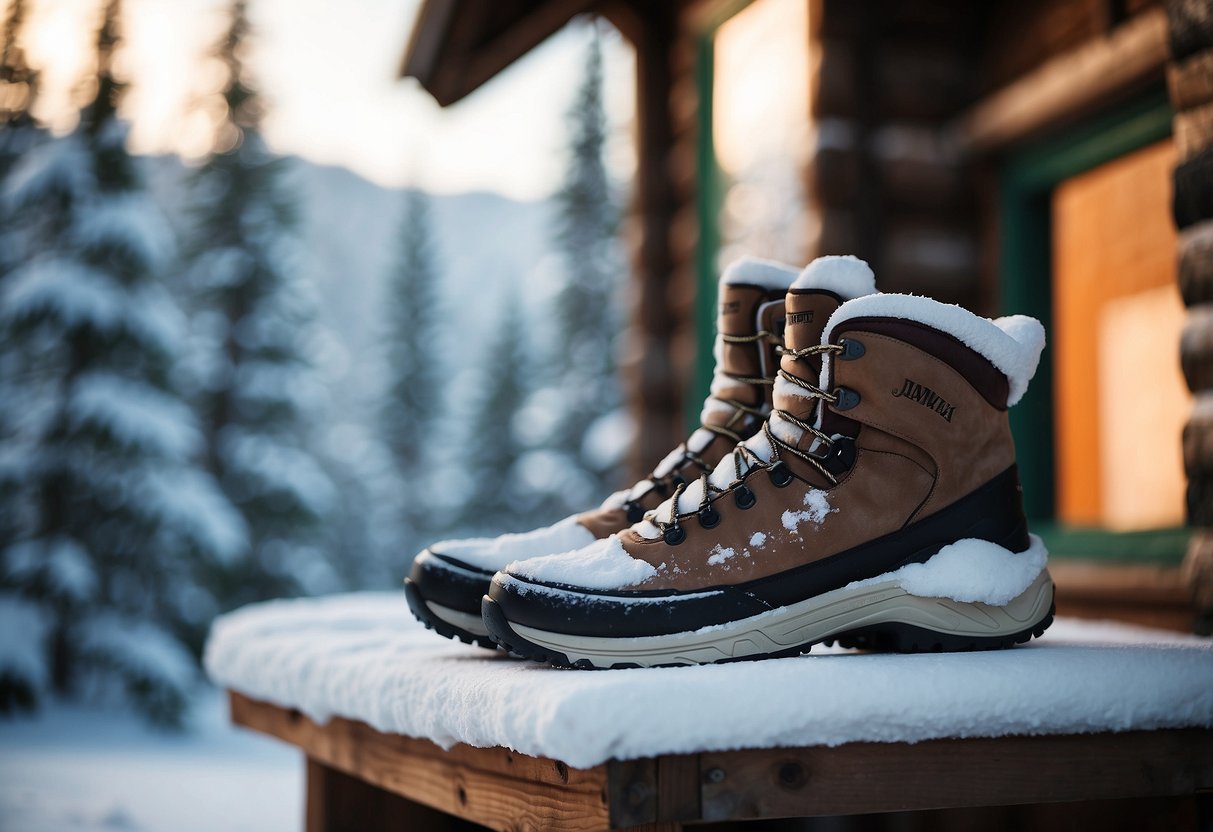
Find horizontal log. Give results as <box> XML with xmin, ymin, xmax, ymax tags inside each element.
<box><xmin>880</xmin><ymin>220</ymin><xmax>980</xmax><ymax>301</ymax></box>
<box><xmin>1182</xmin><ymin>528</ymin><xmax>1213</xmax><ymax>624</ymax></box>
<box><xmin>1176</xmin><ymin>101</ymin><xmax>1213</xmax><ymax>163</ymax></box>
<box><xmin>1179</xmin><ymin>220</ymin><xmax>1213</xmax><ymax>306</ymax></box>
<box><xmin>815</xmin><ymin>208</ymin><xmax>859</xmax><ymax>259</ymax></box>
<box><xmin>817</xmin><ymin>0</ymin><xmax>974</xmax><ymax>39</ymax></box>
<box><xmin>1168</xmin><ymin>0</ymin><xmax>1213</xmax><ymax>63</ymax></box>
<box><xmin>954</xmin><ymin>8</ymin><xmax>1168</xmax><ymax>155</ymax></box>
<box><xmin>873</xmin><ymin>123</ymin><xmax>969</xmax><ymax>208</ymax></box>
<box><xmin>981</xmin><ymin>0</ymin><xmax>1110</xmax><ymax>91</ymax></box>
<box><xmin>812</xmin><ymin>41</ymin><xmax>859</xmax><ymax>119</ymax></box>
<box><xmin>874</xmin><ymin>45</ymin><xmax>974</xmax><ymax>120</ymax></box>
<box><xmin>1168</xmin><ymin>48</ymin><xmax>1213</xmax><ymax>111</ymax></box>
<box><xmin>817</xmin><ymin>45</ymin><xmax>974</xmax><ymax>120</ymax></box>
<box><xmin>1175</xmin><ymin>146</ymin><xmax>1213</xmax><ymax>229</ymax></box>
<box><xmin>1181</xmin><ymin>305</ymin><xmax>1213</xmax><ymax>394</ymax></box>
<box><xmin>1183</xmin><ymin>390</ymin><xmax>1213</xmax><ymax>472</ymax></box>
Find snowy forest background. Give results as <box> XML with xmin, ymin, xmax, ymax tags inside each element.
<box><xmin>0</xmin><ymin>0</ymin><xmax>629</xmax><ymax>725</ymax></box>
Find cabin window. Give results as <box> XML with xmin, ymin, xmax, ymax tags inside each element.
<box><xmin>1001</xmin><ymin>91</ymin><xmax>1189</xmax><ymax>563</ymax></box>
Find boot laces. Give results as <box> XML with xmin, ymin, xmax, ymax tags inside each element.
<box><xmin>648</xmin><ymin>342</ymin><xmax>844</xmax><ymax>539</ymax></box>
<box><xmin>615</xmin><ymin>330</ymin><xmax>782</xmax><ymax>509</ymax></box>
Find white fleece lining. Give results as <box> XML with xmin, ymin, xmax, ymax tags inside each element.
<box><xmin>790</xmin><ymin>255</ymin><xmax>877</xmax><ymax>301</ymax></box>
<box><xmin>821</xmin><ymin>294</ymin><xmax>1045</xmax><ymax>406</ymax></box>
<box><xmin>720</xmin><ymin>256</ymin><xmax>801</xmax><ymax>291</ymax></box>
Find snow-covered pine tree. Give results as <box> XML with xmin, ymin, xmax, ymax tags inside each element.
<box><xmin>550</xmin><ymin>27</ymin><xmax>625</xmax><ymax>503</ymax></box>
<box><xmin>380</xmin><ymin>188</ymin><xmax>443</xmax><ymax>551</ymax></box>
<box><xmin>0</xmin><ymin>0</ymin><xmax>45</xmax><ymax>551</ymax></box>
<box><xmin>0</xmin><ymin>0</ymin><xmax>246</xmax><ymax>723</ymax></box>
<box><xmin>457</xmin><ymin>294</ymin><xmax>531</xmax><ymax>532</ymax></box>
<box><xmin>0</xmin><ymin>0</ymin><xmax>41</xmax><ymax>182</ymax></box>
<box><xmin>184</xmin><ymin>0</ymin><xmax>338</xmax><ymax>607</ymax></box>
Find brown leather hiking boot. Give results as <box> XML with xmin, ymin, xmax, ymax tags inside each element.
<box><xmin>406</xmin><ymin>257</ymin><xmax>877</xmax><ymax>647</ymax></box>
<box><xmin>483</xmin><ymin>288</ymin><xmax>1055</xmax><ymax>667</ymax></box>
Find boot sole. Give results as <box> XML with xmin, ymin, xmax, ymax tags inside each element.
<box><xmin>482</xmin><ymin>570</ymin><xmax>1055</xmax><ymax>669</ymax></box>
<box><xmin>404</xmin><ymin>579</ymin><xmax>497</xmax><ymax>649</ymax></box>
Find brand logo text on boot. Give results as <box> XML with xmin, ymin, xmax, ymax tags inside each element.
<box><xmin>892</xmin><ymin>378</ymin><xmax>956</xmax><ymax>422</ymax></box>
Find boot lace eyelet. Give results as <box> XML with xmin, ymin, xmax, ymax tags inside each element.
<box><xmin>734</xmin><ymin>485</ymin><xmax>757</xmax><ymax>510</ymax></box>
<box><xmin>625</xmin><ymin>501</ymin><xmax>645</xmax><ymax>523</ymax></box>
<box><xmin>838</xmin><ymin>338</ymin><xmax>865</xmax><ymax>360</ymax></box>
<box><xmin>663</xmin><ymin>525</ymin><xmax>686</xmax><ymax>545</ymax></box>
<box><xmin>768</xmin><ymin>461</ymin><xmax>794</xmax><ymax>488</ymax></box>
<box><xmin>833</xmin><ymin>386</ymin><xmax>861</xmax><ymax>411</ymax></box>
<box><xmin>698</xmin><ymin>504</ymin><xmax>721</xmax><ymax>529</ymax></box>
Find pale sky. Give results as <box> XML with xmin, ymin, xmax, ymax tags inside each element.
<box><xmin>16</xmin><ymin>0</ymin><xmax>637</xmax><ymax>200</ymax></box>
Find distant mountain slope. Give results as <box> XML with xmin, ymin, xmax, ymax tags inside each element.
<box><xmin>146</xmin><ymin>153</ymin><xmax>563</xmax><ymax>414</ymax></box>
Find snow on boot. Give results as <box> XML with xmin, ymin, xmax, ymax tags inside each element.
<box><xmin>482</xmin><ymin>287</ymin><xmax>1054</xmax><ymax>668</ymax></box>
<box><xmin>405</xmin><ymin>256</ymin><xmax>877</xmax><ymax>647</ymax></box>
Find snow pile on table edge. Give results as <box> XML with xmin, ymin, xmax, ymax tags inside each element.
<box><xmin>204</xmin><ymin>593</ymin><xmax>1213</xmax><ymax>769</ymax></box>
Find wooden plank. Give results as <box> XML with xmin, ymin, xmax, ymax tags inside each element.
<box><xmin>1182</xmin><ymin>307</ymin><xmax>1213</xmax><ymax>394</ymax></box>
<box><xmin>1050</xmin><ymin>559</ymin><xmax>1195</xmax><ymax>632</ymax></box>
<box><xmin>1176</xmin><ymin>146</ymin><xmax>1213</xmax><ymax>229</ymax></box>
<box><xmin>654</xmin><ymin>754</ymin><xmax>700</xmax><ymax>823</ymax></box>
<box><xmin>1183</xmin><ymin>528</ymin><xmax>1213</xmax><ymax>632</ymax></box>
<box><xmin>1168</xmin><ymin>0</ymin><xmax>1213</xmax><ymax>63</ymax></box>
<box><xmin>1180</xmin><ymin>220</ymin><xmax>1213</xmax><ymax>306</ymax></box>
<box><xmin>1168</xmin><ymin>48</ymin><xmax>1213</xmax><ymax>112</ymax></box>
<box><xmin>698</xmin><ymin>729</ymin><xmax>1213</xmax><ymax>821</ymax></box>
<box><xmin>1177</xmin><ymin>101</ymin><xmax>1213</xmax><ymax>163</ymax></box>
<box><xmin>954</xmin><ymin>8</ymin><xmax>1168</xmax><ymax>155</ymax></box>
<box><xmin>230</xmin><ymin>693</ymin><xmax>611</xmax><ymax>832</ymax></box>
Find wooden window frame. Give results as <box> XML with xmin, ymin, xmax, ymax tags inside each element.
<box><xmin>1000</xmin><ymin>88</ymin><xmax>1188</xmax><ymax>565</ymax></box>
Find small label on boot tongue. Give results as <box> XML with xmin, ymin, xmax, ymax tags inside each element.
<box><xmin>787</xmin><ymin>310</ymin><xmax>814</xmax><ymax>325</ymax></box>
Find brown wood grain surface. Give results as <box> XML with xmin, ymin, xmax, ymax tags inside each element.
<box><xmin>230</xmin><ymin>693</ymin><xmax>612</xmax><ymax>832</ymax></box>
<box><xmin>956</xmin><ymin>7</ymin><xmax>1168</xmax><ymax>155</ymax></box>
<box><xmin>697</xmin><ymin>729</ymin><xmax>1213</xmax><ymax>822</ymax></box>
<box><xmin>231</xmin><ymin>692</ymin><xmax>1213</xmax><ymax>829</ymax></box>
<box><xmin>1169</xmin><ymin>49</ymin><xmax>1213</xmax><ymax>112</ymax></box>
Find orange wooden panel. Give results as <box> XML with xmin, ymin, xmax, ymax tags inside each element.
<box><xmin>1051</xmin><ymin>139</ymin><xmax>1181</xmax><ymax>527</ymax></box>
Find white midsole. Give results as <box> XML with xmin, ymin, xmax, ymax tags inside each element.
<box><xmin>427</xmin><ymin>600</ymin><xmax>491</xmax><ymax>638</ymax></box>
<box><xmin>510</xmin><ymin>569</ymin><xmax>1055</xmax><ymax>668</ymax></box>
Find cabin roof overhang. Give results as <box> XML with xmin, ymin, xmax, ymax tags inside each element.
<box><xmin>400</xmin><ymin>0</ymin><xmax>604</xmax><ymax>106</ymax></box>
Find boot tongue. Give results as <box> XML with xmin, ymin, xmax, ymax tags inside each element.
<box><xmin>771</xmin><ymin>289</ymin><xmax>842</xmax><ymax>441</ymax></box>
<box><xmin>701</xmin><ymin>283</ymin><xmax>785</xmax><ymax>431</ymax></box>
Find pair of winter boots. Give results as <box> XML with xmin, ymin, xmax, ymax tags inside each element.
<box><xmin>406</xmin><ymin>256</ymin><xmax>1054</xmax><ymax>668</ymax></box>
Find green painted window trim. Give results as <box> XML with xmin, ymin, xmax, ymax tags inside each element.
<box><xmin>999</xmin><ymin>87</ymin><xmax>1187</xmax><ymax>565</ymax></box>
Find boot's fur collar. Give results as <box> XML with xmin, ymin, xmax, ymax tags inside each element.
<box><xmin>822</xmin><ymin>294</ymin><xmax>1045</xmax><ymax>406</ymax></box>
<box><xmin>720</xmin><ymin>256</ymin><xmax>800</xmax><ymax>291</ymax></box>
<box><xmin>791</xmin><ymin>255</ymin><xmax>876</xmax><ymax>301</ymax></box>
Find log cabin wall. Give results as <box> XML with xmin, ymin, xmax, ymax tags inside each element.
<box><xmin>1169</xmin><ymin>0</ymin><xmax>1213</xmax><ymax>631</ymax></box>
<box><xmin>809</xmin><ymin>0</ymin><xmax>985</xmax><ymax>310</ymax></box>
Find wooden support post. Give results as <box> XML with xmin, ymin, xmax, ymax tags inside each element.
<box><xmin>306</xmin><ymin>758</ymin><xmax>477</xmax><ymax>832</ymax></box>
<box><xmin>618</xmin><ymin>0</ymin><xmax>685</xmax><ymax>478</ymax></box>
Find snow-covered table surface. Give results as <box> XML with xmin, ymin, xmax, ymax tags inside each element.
<box><xmin>205</xmin><ymin>592</ymin><xmax>1213</xmax><ymax>769</ymax></box>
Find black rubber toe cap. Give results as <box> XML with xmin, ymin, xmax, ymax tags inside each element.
<box><xmin>409</xmin><ymin>549</ymin><xmax>495</xmax><ymax>617</ymax></box>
